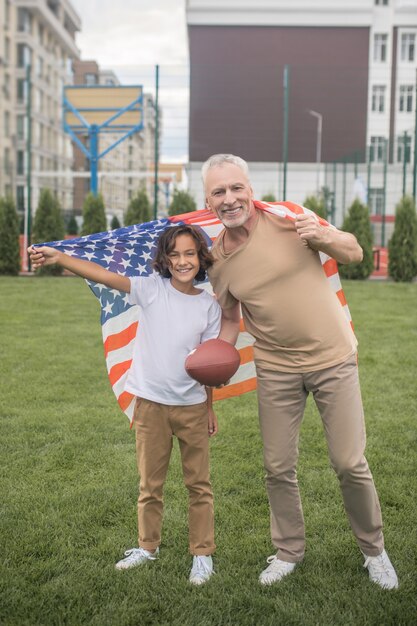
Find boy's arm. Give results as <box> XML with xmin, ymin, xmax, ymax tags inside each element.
<box><xmin>205</xmin><ymin>387</ymin><xmax>218</xmax><ymax>437</ymax></box>
<box><xmin>28</xmin><ymin>246</ymin><xmax>131</xmax><ymax>293</ymax></box>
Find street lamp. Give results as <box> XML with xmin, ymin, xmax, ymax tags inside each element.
<box><xmin>307</xmin><ymin>109</ymin><xmax>322</xmax><ymax>193</ymax></box>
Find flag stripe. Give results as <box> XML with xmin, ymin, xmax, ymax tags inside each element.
<box><xmin>104</xmin><ymin>322</ymin><xmax>138</xmax><ymax>357</ymax></box>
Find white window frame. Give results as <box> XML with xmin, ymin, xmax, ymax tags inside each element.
<box><xmin>370</xmin><ymin>136</ymin><xmax>386</xmax><ymax>163</ymax></box>
<box><xmin>401</xmin><ymin>33</ymin><xmax>415</xmax><ymax>62</ymax></box>
<box><xmin>373</xmin><ymin>34</ymin><xmax>388</xmax><ymax>62</ymax></box>
<box><xmin>372</xmin><ymin>85</ymin><xmax>386</xmax><ymax>112</ymax></box>
<box><xmin>399</xmin><ymin>85</ymin><xmax>413</xmax><ymax>113</ymax></box>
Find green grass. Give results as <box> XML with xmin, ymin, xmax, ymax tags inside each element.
<box><xmin>1</xmin><ymin>277</ymin><xmax>416</xmax><ymax>626</ymax></box>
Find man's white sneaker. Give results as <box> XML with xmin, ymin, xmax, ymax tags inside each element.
<box><xmin>363</xmin><ymin>549</ymin><xmax>398</xmax><ymax>590</ymax></box>
<box><xmin>115</xmin><ymin>547</ymin><xmax>159</xmax><ymax>570</ymax></box>
<box><xmin>189</xmin><ymin>555</ymin><xmax>214</xmax><ymax>585</ymax></box>
<box><xmin>259</xmin><ymin>555</ymin><xmax>297</xmax><ymax>585</ymax></box>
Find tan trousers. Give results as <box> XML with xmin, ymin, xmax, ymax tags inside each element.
<box><xmin>134</xmin><ymin>398</ymin><xmax>215</xmax><ymax>556</ymax></box>
<box><xmin>256</xmin><ymin>355</ymin><xmax>384</xmax><ymax>563</ymax></box>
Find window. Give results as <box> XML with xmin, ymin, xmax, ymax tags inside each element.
<box><xmin>373</xmin><ymin>34</ymin><xmax>388</xmax><ymax>62</ymax></box>
<box><xmin>374</xmin><ymin>0</ymin><xmax>388</xmax><ymax>5</ymax></box>
<box><xmin>397</xmin><ymin>135</ymin><xmax>411</xmax><ymax>163</ymax></box>
<box><xmin>401</xmin><ymin>34</ymin><xmax>415</xmax><ymax>62</ymax></box>
<box><xmin>17</xmin><ymin>79</ymin><xmax>27</xmax><ymax>103</ymax></box>
<box><xmin>37</xmin><ymin>56</ymin><xmax>44</xmax><ymax>79</ymax></box>
<box><xmin>372</xmin><ymin>85</ymin><xmax>386</xmax><ymax>112</ymax></box>
<box><xmin>16</xmin><ymin>185</ymin><xmax>25</xmax><ymax>211</ymax></box>
<box><xmin>84</xmin><ymin>73</ymin><xmax>98</xmax><ymax>85</ymax></box>
<box><xmin>4</xmin><ymin>111</ymin><xmax>10</xmax><ymax>137</ymax></box>
<box><xmin>399</xmin><ymin>85</ymin><xmax>413</xmax><ymax>112</ymax></box>
<box><xmin>368</xmin><ymin>189</ymin><xmax>384</xmax><ymax>215</ymax></box>
<box><xmin>17</xmin><ymin>8</ymin><xmax>32</xmax><ymax>33</ymax></box>
<box><xmin>17</xmin><ymin>44</ymin><xmax>32</xmax><ymax>68</ymax></box>
<box><xmin>17</xmin><ymin>151</ymin><xmax>25</xmax><ymax>176</ymax></box>
<box><xmin>370</xmin><ymin>136</ymin><xmax>386</xmax><ymax>162</ymax></box>
<box><xmin>17</xmin><ymin>115</ymin><xmax>25</xmax><ymax>140</ymax></box>
<box><xmin>4</xmin><ymin>148</ymin><xmax>11</xmax><ymax>175</ymax></box>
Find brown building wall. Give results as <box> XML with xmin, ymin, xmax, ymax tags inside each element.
<box><xmin>189</xmin><ymin>26</ymin><xmax>370</xmax><ymax>163</ymax></box>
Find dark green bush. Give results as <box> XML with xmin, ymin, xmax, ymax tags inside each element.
<box><xmin>81</xmin><ymin>192</ymin><xmax>106</xmax><ymax>235</ymax></box>
<box><xmin>0</xmin><ymin>196</ymin><xmax>21</xmax><ymax>275</ymax></box>
<box><xmin>168</xmin><ymin>189</ymin><xmax>197</xmax><ymax>217</ymax></box>
<box><xmin>32</xmin><ymin>189</ymin><xmax>65</xmax><ymax>275</ymax></box>
<box><xmin>388</xmin><ymin>196</ymin><xmax>417</xmax><ymax>282</ymax></box>
<box><xmin>338</xmin><ymin>199</ymin><xmax>374</xmax><ymax>280</ymax></box>
<box><xmin>124</xmin><ymin>189</ymin><xmax>151</xmax><ymax>226</ymax></box>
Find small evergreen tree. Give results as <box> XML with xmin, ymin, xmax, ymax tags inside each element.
<box><xmin>261</xmin><ymin>193</ymin><xmax>276</xmax><ymax>202</ymax></box>
<box><xmin>32</xmin><ymin>188</ymin><xmax>65</xmax><ymax>275</ymax></box>
<box><xmin>111</xmin><ymin>215</ymin><xmax>121</xmax><ymax>230</ymax></box>
<box><xmin>303</xmin><ymin>194</ymin><xmax>327</xmax><ymax>220</ymax></box>
<box><xmin>67</xmin><ymin>215</ymin><xmax>79</xmax><ymax>235</ymax></box>
<box><xmin>81</xmin><ymin>192</ymin><xmax>106</xmax><ymax>235</ymax></box>
<box><xmin>124</xmin><ymin>189</ymin><xmax>151</xmax><ymax>226</ymax></box>
<box><xmin>0</xmin><ymin>196</ymin><xmax>21</xmax><ymax>275</ymax></box>
<box><xmin>168</xmin><ymin>189</ymin><xmax>197</xmax><ymax>217</ymax></box>
<box><xmin>338</xmin><ymin>199</ymin><xmax>374</xmax><ymax>280</ymax></box>
<box><xmin>388</xmin><ymin>195</ymin><xmax>417</xmax><ymax>282</ymax></box>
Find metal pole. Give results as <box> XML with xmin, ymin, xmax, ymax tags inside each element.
<box><xmin>342</xmin><ymin>159</ymin><xmax>347</xmax><ymax>219</ymax></box>
<box><xmin>90</xmin><ymin>124</ymin><xmax>98</xmax><ymax>195</ymax></box>
<box><xmin>367</xmin><ymin>144</ymin><xmax>371</xmax><ymax>207</ymax></box>
<box><xmin>25</xmin><ymin>64</ymin><xmax>32</xmax><ymax>271</ymax></box>
<box><xmin>307</xmin><ymin>109</ymin><xmax>322</xmax><ymax>193</ymax></box>
<box><xmin>282</xmin><ymin>65</ymin><xmax>289</xmax><ymax>201</ymax></box>
<box><xmin>413</xmin><ymin>69</ymin><xmax>417</xmax><ymax>201</ymax></box>
<box><xmin>382</xmin><ymin>138</ymin><xmax>388</xmax><ymax>247</ymax></box>
<box><xmin>402</xmin><ymin>131</ymin><xmax>408</xmax><ymax>197</ymax></box>
<box><xmin>153</xmin><ymin>64</ymin><xmax>160</xmax><ymax>219</ymax></box>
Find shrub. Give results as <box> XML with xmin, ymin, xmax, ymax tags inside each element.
<box><xmin>388</xmin><ymin>196</ymin><xmax>417</xmax><ymax>282</ymax></box>
<box><xmin>110</xmin><ymin>215</ymin><xmax>121</xmax><ymax>230</ymax></box>
<box><xmin>261</xmin><ymin>193</ymin><xmax>276</xmax><ymax>202</ymax></box>
<box><xmin>124</xmin><ymin>189</ymin><xmax>151</xmax><ymax>226</ymax></box>
<box><xmin>0</xmin><ymin>196</ymin><xmax>21</xmax><ymax>275</ymax></box>
<box><xmin>303</xmin><ymin>194</ymin><xmax>327</xmax><ymax>220</ymax></box>
<box><xmin>168</xmin><ymin>189</ymin><xmax>197</xmax><ymax>217</ymax></box>
<box><xmin>338</xmin><ymin>199</ymin><xmax>374</xmax><ymax>280</ymax></box>
<box><xmin>81</xmin><ymin>193</ymin><xmax>106</xmax><ymax>235</ymax></box>
<box><xmin>67</xmin><ymin>215</ymin><xmax>79</xmax><ymax>235</ymax></box>
<box><xmin>32</xmin><ymin>189</ymin><xmax>65</xmax><ymax>275</ymax></box>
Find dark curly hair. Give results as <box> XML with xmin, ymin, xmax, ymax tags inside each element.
<box><xmin>153</xmin><ymin>224</ymin><xmax>214</xmax><ymax>282</ymax></box>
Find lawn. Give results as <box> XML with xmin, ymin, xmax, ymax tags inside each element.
<box><xmin>0</xmin><ymin>277</ymin><xmax>416</xmax><ymax>626</ymax></box>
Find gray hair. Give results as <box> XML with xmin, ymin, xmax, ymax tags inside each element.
<box><xmin>201</xmin><ymin>154</ymin><xmax>250</xmax><ymax>188</ymax></box>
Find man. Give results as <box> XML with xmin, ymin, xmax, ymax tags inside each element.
<box><xmin>204</xmin><ymin>153</ymin><xmax>398</xmax><ymax>590</ymax></box>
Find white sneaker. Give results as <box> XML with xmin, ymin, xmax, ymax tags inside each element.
<box><xmin>115</xmin><ymin>547</ymin><xmax>159</xmax><ymax>570</ymax></box>
<box><xmin>189</xmin><ymin>555</ymin><xmax>214</xmax><ymax>585</ymax></box>
<box><xmin>259</xmin><ymin>555</ymin><xmax>297</xmax><ymax>585</ymax></box>
<box><xmin>363</xmin><ymin>549</ymin><xmax>398</xmax><ymax>590</ymax></box>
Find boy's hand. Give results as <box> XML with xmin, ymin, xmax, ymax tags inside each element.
<box><xmin>208</xmin><ymin>407</ymin><xmax>218</xmax><ymax>437</ymax></box>
<box><xmin>28</xmin><ymin>246</ymin><xmax>61</xmax><ymax>270</ymax></box>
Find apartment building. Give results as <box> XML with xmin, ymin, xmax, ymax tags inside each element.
<box><xmin>186</xmin><ymin>0</ymin><xmax>417</xmax><ymax>240</ymax></box>
<box><xmin>0</xmin><ymin>0</ymin><xmax>81</xmax><ymax>218</ymax></box>
<box><xmin>72</xmin><ymin>60</ymin><xmax>158</xmax><ymax>224</ymax></box>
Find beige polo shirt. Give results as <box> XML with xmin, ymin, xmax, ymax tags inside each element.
<box><xmin>209</xmin><ymin>210</ymin><xmax>357</xmax><ymax>372</ymax></box>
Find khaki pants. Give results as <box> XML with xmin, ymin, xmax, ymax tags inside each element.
<box><xmin>256</xmin><ymin>355</ymin><xmax>384</xmax><ymax>563</ymax></box>
<box><xmin>134</xmin><ymin>398</ymin><xmax>215</xmax><ymax>555</ymax></box>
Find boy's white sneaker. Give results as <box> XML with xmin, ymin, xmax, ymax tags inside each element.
<box><xmin>115</xmin><ymin>547</ymin><xmax>159</xmax><ymax>570</ymax></box>
<box><xmin>189</xmin><ymin>555</ymin><xmax>214</xmax><ymax>585</ymax></box>
<box><xmin>363</xmin><ymin>549</ymin><xmax>399</xmax><ymax>590</ymax></box>
<box><xmin>259</xmin><ymin>555</ymin><xmax>297</xmax><ymax>585</ymax></box>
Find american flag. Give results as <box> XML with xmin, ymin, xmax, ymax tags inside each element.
<box><xmin>36</xmin><ymin>201</ymin><xmax>352</xmax><ymax>423</ymax></box>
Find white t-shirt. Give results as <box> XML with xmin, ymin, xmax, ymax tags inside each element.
<box><xmin>125</xmin><ymin>274</ymin><xmax>221</xmax><ymax>405</ymax></box>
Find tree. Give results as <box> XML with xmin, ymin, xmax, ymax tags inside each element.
<box><xmin>67</xmin><ymin>215</ymin><xmax>78</xmax><ymax>235</ymax></box>
<box><xmin>261</xmin><ymin>193</ymin><xmax>276</xmax><ymax>202</ymax></box>
<box><xmin>303</xmin><ymin>194</ymin><xmax>327</xmax><ymax>220</ymax></box>
<box><xmin>81</xmin><ymin>192</ymin><xmax>106</xmax><ymax>235</ymax></box>
<box><xmin>0</xmin><ymin>196</ymin><xmax>21</xmax><ymax>275</ymax></box>
<box><xmin>388</xmin><ymin>195</ymin><xmax>417</xmax><ymax>282</ymax></box>
<box><xmin>168</xmin><ymin>189</ymin><xmax>197</xmax><ymax>217</ymax></box>
<box><xmin>32</xmin><ymin>188</ymin><xmax>65</xmax><ymax>275</ymax></box>
<box><xmin>124</xmin><ymin>189</ymin><xmax>151</xmax><ymax>226</ymax></box>
<box><xmin>338</xmin><ymin>199</ymin><xmax>374</xmax><ymax>280</ymax></box>
<box><xmin>111</xmin><ymin>215</ymin><xmax>121</xmax><ymax>230</ymax></box>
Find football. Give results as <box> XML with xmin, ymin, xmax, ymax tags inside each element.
<box><xmin>185</xmin><ymin>338</ymin><xmax>241</xmax><ymax>387</ymax></box>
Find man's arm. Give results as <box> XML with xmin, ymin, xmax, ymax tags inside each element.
<box><xmin>218</xmin><ymin>301</ymin><xmax>241</xmax><ymax>345</ymax></box>
<box><xmin>28</xmin><ymin>246</ymin><xmax>131</xmax><ymax>292</ymax></box>
<box><xmin>294</xmin><ymin>214</ymin><xmax>363</xmax><ymax>264</ymax></box>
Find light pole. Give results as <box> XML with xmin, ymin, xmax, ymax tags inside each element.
<box><xmin>307</xmin><ymin>109</ymin><xmax>322</xmax><ymax>194</ymax></box>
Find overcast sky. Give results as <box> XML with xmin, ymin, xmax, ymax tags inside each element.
<box><xmin>70</xmin><ymin>0</ymin><xmax>188</xmax><ymax>67</ymax></box>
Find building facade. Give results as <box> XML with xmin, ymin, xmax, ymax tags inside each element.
<box><xmin>186</xmin><ymin>0</ymin><xmax>417</xmax><ymax>242</ymax></box>
<box><xmin>0</xmin><ymin>0</ymin><xmax>81</xmax><ymax>219</ymax></box>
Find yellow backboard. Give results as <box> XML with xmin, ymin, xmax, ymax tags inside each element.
<box><xmin>64</xmin><ymin>86</ymin><xmax>143</xmax><ymax>129</ymax></box>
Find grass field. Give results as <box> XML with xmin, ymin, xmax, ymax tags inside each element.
<box><xmin>1</xmin><ymin>276</ymin><xmax>416</xmax><ymax>626</ymax></box>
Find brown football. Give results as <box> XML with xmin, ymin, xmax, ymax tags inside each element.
<box><xmin>185</xmin><ymin>338</ymin><xmax>241</xmax><ymax>387</ymax></box>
